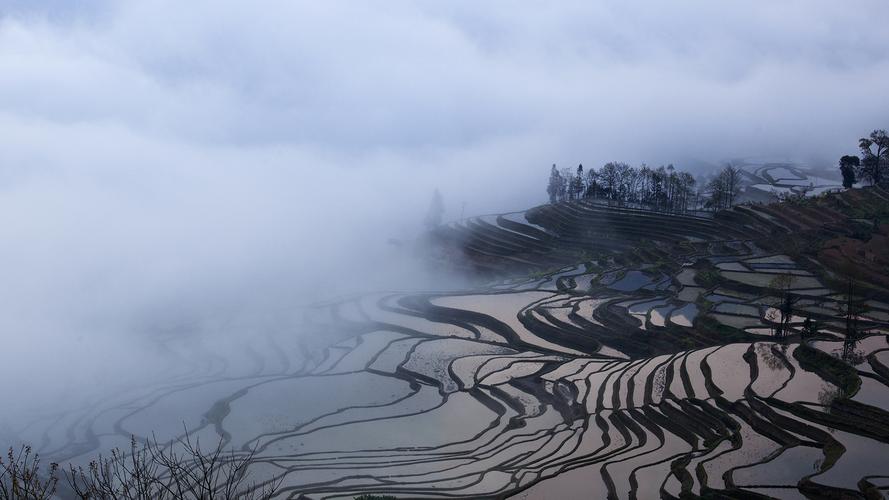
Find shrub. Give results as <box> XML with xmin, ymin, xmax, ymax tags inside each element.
<box><xmin>66</xmin><ymin>433</ymin><xmax>280</xmax><ymax>500</ymax></box>
<box><xmin>0</xmin><ymin>446</ymin><xmax>58</xmax><ymax>500</ymax></box>
<box><xmin>695</xmin><ymin>269</ymin><xmax>722</xmax><ymax>288</ymax></box>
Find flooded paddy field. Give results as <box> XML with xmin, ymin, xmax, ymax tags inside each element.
<box><xmin>10</xmin><ymin>188</ymin><xmax>889</xmax><ymax>500</ymax></box>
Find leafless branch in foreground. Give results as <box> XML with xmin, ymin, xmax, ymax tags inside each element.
<box><xmin>0</xmin><ymin>445</ymin><xmax>59</xmax><ymax>500</ymax></box>
<box><xmin>66</xmin><ymin>429</ymin><xmax>280</xmax><ymax>499</ymax></box>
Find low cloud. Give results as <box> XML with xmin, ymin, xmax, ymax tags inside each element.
<box><xmin>1</xmin><ymin>0</ymin><xmax>888</xmax><ymax>418</ymax></box>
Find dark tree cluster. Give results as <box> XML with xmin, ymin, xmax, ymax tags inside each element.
<box><xmin>838</xmin><ymin>129</ymin><xmax>889</xmax><ymax>188</ymax></box>
<box><xmin>546</xmin><ymin>162</ymin><xmax>699</xmax><ymax>213</ymax></box>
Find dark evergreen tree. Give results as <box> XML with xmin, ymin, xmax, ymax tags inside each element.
<box><xmin>839</xmin><ymin>155</ymin><xmax>859</xmax><ymax>189</ymax></box>
<box><xmin>801</xmin><ymin>317</ymin><xmax>819</xmax><ymax>339</ymax></box>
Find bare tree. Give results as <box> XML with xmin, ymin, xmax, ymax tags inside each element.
<box><xmin>723</xmin><ymin>165</ymin><xmax>743</xmax><ymax>207</ymax></box>
<box><xmin>598</xmin><ymin>162</ymin><xmax>621</xmax><ymax>201</ymax></box>
<box><xmin>707</xmin><ymin>173</ymin><xmax>726</xmax><ymax>210</ymax></box>
<box><xmin>424</xmin><ymin>189</ymin><xmax>444</xmax><ymax>229</ymax></box>
<box><xmin>858</xmin><ymin>129</ymin><xmax>889</xmax><ymax>186</ymax></box>
<box><xmin>546</xmin><ymin>164</ymin><xmax>562</xmax><ymax>203</ymax></box>
<box><xmin>840</xmin><ymin>277</ymin><xmax>870</xmax><ymax>342</ymax></box>
<box><xmin>569</xmin><ymin>164</ymin><xmax>585</xmax><ymax>201</ymax></box>
<box><xmin>0</xmin><ymin>446</ymin><xmax>58</xmax><ymax>500</ymax></box>
<box><xmin>546</xmin><ymin>161</ymin><xmax>696</xmax><ymax>212</ymax></box>
<box><xmin>677</xmin><ymin>172</ymin><xmax>696</xmax><ymax>213</ymax></box>
<box><xmin>584</xmin><ymin>167</ymin><xmax>600</xmax><ymax>198</ymax></box>
<box><xmin>559</xmin><ymin>167</ymin><xmax>573</xmax><ymax>201</ymax></box>
<box><xmin>66</xmin><ymin>433</ymin><xmax>280</xmax><ymax>500</ymax></box>
<box><xmin>768</xmin><ymin>273</ymin><xmax>798</xmax><ymax>339</ymax></box>
<box><xmin>707</xmin><ymin>165</ymin><xmax>743</xmax><ymax>210</ymax></box>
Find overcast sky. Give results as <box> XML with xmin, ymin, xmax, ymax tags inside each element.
<box><xmin>1</xmin><ymin>1</ymin><xmax>889</xmax><ymax>404</ymax></box>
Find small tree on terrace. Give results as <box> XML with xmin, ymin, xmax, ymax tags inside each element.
<box><xmin>584</xmin><ymin>167</ymin><xmax>600</xmax><ymax>198</ymax></box>
<box><xmin>722</xmin><ymin>165</ymin><xmax>743</xmax><ymax>207</ymax></box>
<box><xmin>665</xmin><ymin>164</ymin><xmax>676</xmax><ymax>210</ymax></box>
<box><xmin>707</xmin><ymin>174</ymin><xmax>726</xmax><ymax>210</ymax></box>
<box><xmin>546</xmin><ymin>164</ymin><xmax>562</xmax><ymax>203</ymax></box>
<box><xmin>560</xmin><ymin>167</ymin><xmax>572</xmax><ymax>201</ymax></box>
<box><xmin>708</xmin><ymin>165</ymin><xmax>743</xmax><ymax>210</ymax></box>
<box><xmin>839</xmin><ymin>155</ymin><xmax>859</xmax><ymax>189</ymax></box>
<box><xmin>424</xmin><ymin>189</ymin><xmax>444</xmax><ymax>229</ymax></box>
<box><xmin>651</xmin><ymin>166</ymin><xmax>667</xmax><ymax>209</ymax></box>
<box><xmin>840</xmin><ymin>276</ymin><xmax>869</xmax><ymax>342</ymax></box>
<box><xmin>569</xmin><ymin>164</ymin><xmax>585</xmax><ymax>201</ymax></box>
<box><xmin>858</xmin><ymin>129</ymin><xmax>889</xmax><ymax>186</ymax></box>
<box><xmin>677</xmin><ymin>172</ymin><xmax>696</xmax><ymax>213</ymax></box>
<box><xmin>801</xmin><ymin>316</ymin><xmax>819</xmax><ymax>339</ymax></box>
<box><xmin>621</xmin><ymin>164</ymin><xmax>639</xmax><ymax>205</ymax></box>
<box><xmin>599</xmin><ymin>162</ymin><xmax>620</xmax><ymax>201</ymax></box>
<box><xmin>768</xmin><ymin>273</ymin><xmax>798</xmax><ymax>339</ymax></box>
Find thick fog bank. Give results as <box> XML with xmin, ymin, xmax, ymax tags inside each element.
<box><xmin>1</xmin><ymin>0</ymin><xmax>889</xmax><ymax>427</ymax></box>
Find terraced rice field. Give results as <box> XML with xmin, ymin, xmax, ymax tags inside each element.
<box><xmin>12</xmin><ymin>188</ymin><xmax>889</xmax><ymax>499</ymax></box>
<box><xmin>738</xmin><ymin>160</ymin><xmax>845</xmax><ymax>200</ymax></box>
